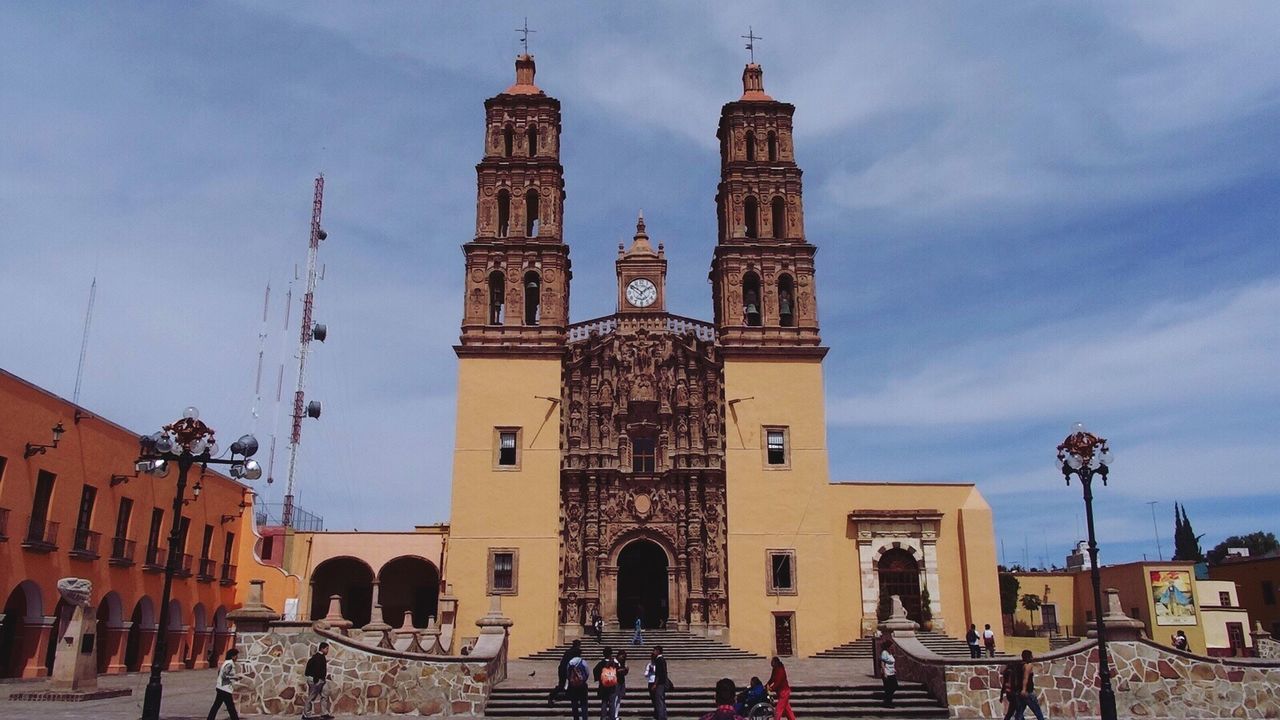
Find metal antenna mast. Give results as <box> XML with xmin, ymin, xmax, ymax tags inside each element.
<box><xmin>250</xmin><ymin>282</ymin><xmax>271</xmax><ymax>429</ymax></box>
<box><xmin>73</xmin><ymin>277</ymin><xmax>97</xmax><ymax>404</ymax></box>
<box><xmin>283</xmin><ymin>175</ymin><xmax>328</xmax><ymax>527</ymax></box>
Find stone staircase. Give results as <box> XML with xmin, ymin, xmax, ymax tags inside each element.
<box><xmin>521</xmin><ymin>628</ymin><xmax>763</xmax><ymax>661</ymax></box>
<box><xmin>486</xmin><ymin>683</ymin><xmax>947</xmax><ymax>718</ymax></box>
<box><xmin>813</xmin><ymin>631</ymin><xmax>1005</xmax><ymax>659</ymax></box>
<box><xmin>1050</xmin><ymin>634</ymin><xmax>1083</xmax><ymax>651</ymax></box>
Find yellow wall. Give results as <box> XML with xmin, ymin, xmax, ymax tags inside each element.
<box><xmin>1011</xmin><ymin>572</ymin><xmax>1079</xmax><ymax>635</ymax></box>
<box><xmin>1197</xmin><ymin>579</ymin><xmax>1254</xmax><ymax>653</ymax></box>
<box><xmin>1090</xmin><ymin>563</ymin><xmax>1207</xmax><ymax>654</ymax></box>
<box><xmin>447</xmin><ymin>356</ymin><xmax>562</xmax><ymax>657</ymax></box>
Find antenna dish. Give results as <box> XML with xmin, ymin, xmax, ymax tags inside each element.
<box><xmin>306</xmin><ymin>401</ymin><xmax>322</xmax><ymax>419</ymax></box>
<box><xmin>312</xmin><ymin>323</ymin><xmax>327</xmax><ymax>342</ymax></box>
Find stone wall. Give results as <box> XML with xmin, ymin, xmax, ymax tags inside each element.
<box><xmin>233</xmin><ymin>623</ymin><xmax>507</xmax><ymax>716</ymax></box>
<box><xmin>1255</xmin><ymin>635</ymin><xmax>1280</xmax><ymax>660</ymax></box>
<box><xmin>894</xmin><ymin>634</ymin><xmax>1280</xmax><ymax>719</ymax></box>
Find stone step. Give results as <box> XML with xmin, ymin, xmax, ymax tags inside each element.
<box><xmin>521</xmin><ymin>629</ymin><xmax>763</xmax><ymax>661</ymax></box>
<box><xmin>813</xmin><ymin>631</ymin><xmax>1011</xmax><ymax>659</ymax></box>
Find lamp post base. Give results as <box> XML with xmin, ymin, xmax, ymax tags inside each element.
<box><xmin>141</xmin><ymin>678</ymin><xmax>163</xmax><ymax>720</ymax></box>
<box><xmin>1100</xmin><ymin>687</ymin><xmax>1117</xmax><ymax>720</ymax></box>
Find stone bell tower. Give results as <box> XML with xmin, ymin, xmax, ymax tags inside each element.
<box><xmin>709</xmin><ymin>63</ymin><xmax>823</xmax><ymax>357</ymax></box>
<box><xmin>615</xmin><ymin>213</ymin><xmax>668</xmax><ymax>315</ymax></box>
<box><xmin>458</xmin><ymin>53</ymin><xmax>571</xmax><ymax>355</ymax></box>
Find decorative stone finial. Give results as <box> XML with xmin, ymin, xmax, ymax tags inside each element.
<box><xmin>320</xmin><ymin>594</ymin><xmax>353</xmax><ymax>630</ymax></box>
<box><xmin>623</xmin><ymin>211</ymin><xmax>657</xmax><ymax>256</ymax></box>
<box><xmin>504</xmin><ymin>54</ymin><xmax>544</xmax><ymax>96</ymax></box>
<box><xmin>877</xmin><ymin>594</ymin><xmax>920</xmax><ymax>634</ymax></box>
<box><xmin>227</xmin><ymin>579</ymin><xmax>281</xmax><ymax>632</ymax></box>
<box><xmin>740</xmin><ymin>63</ymin><xmax>773</xmax><ymax>102</ymax></box>
<box><xmin>476</xmin><ymin>594</ymin><xmax>514</xmax><ymax>635</ymax></box>
<box><xmin>363</xmin><ymin>603</ymin><xmax>392</xmax><ymax>633</ymax></box>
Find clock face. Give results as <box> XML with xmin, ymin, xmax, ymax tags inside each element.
<box><xmin>626</xmin><ymin>278</ymin><xmax>657</xmax><ymax>308</ymax></box>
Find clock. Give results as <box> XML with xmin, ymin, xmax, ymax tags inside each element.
<box><xmin>626</xmin><ymin>278</ymin><xmax>657</xmax><ymax>308</ymax></box>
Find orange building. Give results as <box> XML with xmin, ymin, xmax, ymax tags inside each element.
<box><xmin>0</xmin><ymin>369</ymin><xmax>257</xmax><ymax>678</ymax></box>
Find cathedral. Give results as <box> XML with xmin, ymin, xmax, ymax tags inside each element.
<box><xmin>443</xmin><ymin>54</ymin><xmax>1003</xmax><ymax>658</ymax></box>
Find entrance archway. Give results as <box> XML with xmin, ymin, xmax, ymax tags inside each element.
<box><xmin>96</xmin><ymin>591</ymin><xmax>123</xmax><ymax>674</ymax></box>
<box><xmin>309</xmin><ymin>556</ymin><xmax>374</xmax><ymax>626</ymax></box>
<box><xmin>124</xmin><ymin>597</ymin><xmax>155</xmax><ymax>672</ymax></box>
<box><xmin>877</xmin><ymin>548</ymin><xmax>922</xmax><ymax>622</ymax></box>
<box><xmin>617</xmin><ymin>539</ymin><xmax>669</xmax><ymax>629</ymax></box>
<box><xmin>1</xmin><ymin>581</ymin><xmax>44</xmax><ymax>678</ymax></box>
<box><xmin>377</xmin><ymin>556</ymin><xmax>440</xmax><ymax>629</ymax></box>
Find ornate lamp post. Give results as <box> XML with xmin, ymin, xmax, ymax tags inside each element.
<box><xmin>137</xmin><ymin>407</ymin><xmax>261</xmax><ymax>720</ymax></box>
<box><xmin>1056</xmin><ymin>422</ymin><xmax>1116</xmax><ymax>720</ymax></box>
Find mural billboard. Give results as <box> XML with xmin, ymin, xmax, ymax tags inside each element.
<box><xmin>1150</xmin><ymin>569</ymin><xmax>1197</xmax><ymax>626</ymax></box>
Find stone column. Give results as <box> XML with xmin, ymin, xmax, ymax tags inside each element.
<box><xmin>136</xmin><ymin>625</ymin><xmax>159</xmax><ymax>674</ymax></box>
<box><xmin>921</xmin><ymin>534</ymin><xmax>944</xmax><ymax>632</ymax></box>
<box><xmin>165</xmin><ymin>625</ymin><xmax>189</xmax><ymax>670</ymax></box>
<box><xmin>102</xmin><ymin>621</ymin><xmax>130</xmax><ymax>674</ymax></box>
<box><xmin>857</xmin><ymin>536</ymin><xmax>878</xmax><ymax>636</ymax></box>
<box><xmin>600</xmin><ymin>565</ymin><xmax>618</xmax><ymax>624</ymax></box>
<box><xmin>675</xmin><ymin>553</ymin><xmax>690</xmax><ymax>632</ymax></box>
<box><xmin>190</xmin><ymin>629</ymin><xmax>213</xmax><ymax>669</ymax></box>
<box><xmin>16</xmin><ymin>617</ymin><xmax>54</xmax><ymax>678</ymax></box>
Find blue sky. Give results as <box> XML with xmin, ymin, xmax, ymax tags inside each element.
<box><xmin>2</xmin><ymin>2</ymin><xmax>1277</xmax><ymax>567</ymax></box>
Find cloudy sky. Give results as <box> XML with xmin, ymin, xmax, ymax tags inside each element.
<box><xmin>2</xmin><ymin>2</ymin><xmax>1277</xmax><ymax>567</ymax></box>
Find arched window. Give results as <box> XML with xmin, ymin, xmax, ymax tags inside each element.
<box><xmin>523</xmin><ymin>271</ymin><xmax>541</xmax><ymax>325</ymax></box>
<box><xmin>496</xmin><ymin>189</ymin><xmax>510</xmax><ymax>237</ymax></box>
<box><xmin>768</xmin><ymin>131</ymin><xmax>778</xmax><ymax>161</ymax></box>
<box><xmin>743</xmin><ymin>272</ymin><xmax>762</xmax><ymax>327</ymax></box>
<box><xmin>503</xmin><ymin>125</ymin><xmax>514</xmax><ymax>157</ymax></box>
<box><xmin>744</xmin><ymin>197</ymin><xmax>759</xmax><ymax>238</ymax></box>
<box><xmin>771</xmin><ymin>196</ymin><xmax>786</xmax><ymax>239</ymax></box>
<box><xmin>488</xmin><ymin>271</ymin><xmax>505</xmax><ymax>325</ymax></box>
<box><xmin>778</xmin><ymin>274</ymin><xmax>795</xmax><ymax>327</ymax></box>
<box><xmin>746</xmin><ymin>132</ymin><xmax>756</xmax><ymax>161</ymax></box>
<box><xmin>527</xmin><ymin>125</ymin><xmax>538</xmax><ymax>157</ymax></box>
<box><xmin>525</xmin><ymin>189</ymin><xmax>540</xmax><ymax>237</ymax></box>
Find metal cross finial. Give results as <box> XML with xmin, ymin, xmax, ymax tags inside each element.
<box><xmin>741</xmin><ymin>26</ymin><xmax>762</xmax><ymax>63</ymax></box>
<box><xmin>516</xmin><ymin>17</ymin><xmax>536</xmax><ymax>54</ymax></box>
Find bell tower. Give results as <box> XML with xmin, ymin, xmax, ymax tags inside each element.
<box><xmin>457</xmin><ymin>53</ymin><xmax>570</xmax><ymax>356</ymax></box>
<box><xmin>615</xmin><ymin>213</ymin><xmax>667</xmax><ymax>314</ymax></box>
<box><xmin>709</xmin><ymin>63</ymin><xmax>823</xmax><ymax>357</ymax></box>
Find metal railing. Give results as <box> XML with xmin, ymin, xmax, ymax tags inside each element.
<box><xmin>198</xmin><ymin>558</ymin><xmax>217</xmax><ymax>581</ymax></box>
<box><xmin>144</xmin><ymin>545</ymin><xmax>167</xmax><ymax>571</ymax></box>
<box><xmin>22</xmin><ymin>516</ymin><xmax>59</xmax><ymax>551</ymax></box>
<box><xmin>220</xmin><ymin>563</ymin><xmax>237</xmax><ymax>585</ymax></box>
<box><xmin>176</xmin><ymin>552</ymin><xmax>194</xmax><ymax>577</ymax></box>
<box><xmin>253</xmin><ymin>503</ymin><xmax>324</xmax><ymax>531</ymax></box>
<box><xmin>71</xmin><ymin>528</ymin><xmax>101</xmax><ymax>558</ymax></box>
<box><xmin>110</xmin><ymin>536</ymin><xmax>136</xmax><ymax>566</ymax></box>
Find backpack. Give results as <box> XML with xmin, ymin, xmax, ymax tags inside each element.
<box><xmin>601</xmin><ymin>664</ymin><xmax>618</xmax><ymax>688</ymax></box>
<box><xmin>569</xmin><ymin>660</ymin><xmax>588</xmax><ymax>688</ymax></box>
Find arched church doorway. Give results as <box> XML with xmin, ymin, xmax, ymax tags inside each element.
<box><xmin>377</xmin><ymin>556</ymin><xmax>440</xmax><ymax>629</ymax></box>
<box><xmin>877</xmin><ymin>548</ymin><xmax>923</xmax><ymax>623</ymax></box>
<box><xmin>309</xmin><ymin>556</ymin><xmax>374</xmax><ymax>627</ymax></box>
<box><xmin>617</xmin><ymin>539</ymin><xmax>669</xmax><ymax>629</ymax></box>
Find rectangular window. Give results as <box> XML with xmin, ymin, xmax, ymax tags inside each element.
<box><xmin>632</xmin><ymin>437</ymin><xmax>656</xmax><ymax>473</ymax></box>
<box><xmin>488</xmin><ymin>548</ymin><xmax>518</xmax><ymax>595</ymax></box>
<box><xmin>147</xmin><ymin>508</ymin><xmax>164</xmax><ymax>551</ymax></box>
<box><xmin>75</xmin><ymin>484</ymin><xmax>97</xmax><ymax>532</ymax></box>
<box><xmin>200</xmin><ymin>525</ymin><xmax>214</xmax><ymax>560</ymax></box>
<box><xmin>114</xmin><ymin>497</ymin><xmax>133</xmax><ymax>540</ymax></box>
<box><xmin>31</xmin><ymin>470</ymin><xmax>56</xmax><ymax>526</ymax></box>
<box><xmin>762</xmin><ymin>427</ymin><xmax>791</xmax><ymax>468</ymax></box>
<box><xmin>1263</xmin><ymin>580</ymin><xmax>1276</xmax><ymax>606</ymax></box>
<box><xmin>767</xmin><ymin>549</ymin><xmax>797</xmax><ymax>595</ymax></box>
<box><xmin>494</xmin><ymin>428</ymin><xmax>522</xmax><ymax>469</ymax></box>
<box><xmin>1219</xmin><ymin>591</ymin><xmax>1232</xmax><ymax>607</ymax></box>
<box><xmin>222</xmin><ymin>531</ymin><xmax>235</xmax><ymax>565</ymax></box>
<box><xmin>262</xmin><ymin>534</ymin><xmax>275</xmax><ymax>560</ymax></box>
<box><xmin>175</xmin><ymin>516</ymin><xmax>190</xmax><ymax>553</ymax></box>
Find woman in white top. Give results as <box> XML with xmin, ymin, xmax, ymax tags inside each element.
<box><xmin>879</xmin><ymin>639</ymin><xmax>897</xmax><ymax>709</ymax></box>
<box><xmin>207</xmin><ymin>648</ymin><xmax>240</xmax><ymax>720</ymax></box>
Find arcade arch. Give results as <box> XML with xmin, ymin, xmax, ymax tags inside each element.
<box><xmin>377</xmin><ymin>556</ymin><xmax>440</xmax><ymax>629</ymax></box>
<box><xmin>310</xmin><ymin>556</ymin><xmax>375</xmax><ymax>627</ymax></box>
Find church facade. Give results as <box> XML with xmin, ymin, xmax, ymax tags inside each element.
<box><xmin>444</xmin><ymin>55</ymin><xmax>1003</xmax><ymax>659</ymax></box>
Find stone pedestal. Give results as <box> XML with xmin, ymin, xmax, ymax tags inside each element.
<box><xmin>50</xmin><ymin>605</ymin><xmax>97</xmax><ymax>690</ymax></box>
<box><xmin>877</xmin><ymin>595</ymin><xmax>921</xmax><ymax>637</ymax></box>
<box><xmin>1090</xmin><ymin>588</ymin><xmax>1146</xmax><ymax>641</ymax></box>
<box><xmin>228</xmin><ymin>579</ymin><xmax>282</xmax><ymax>633</ymax></box>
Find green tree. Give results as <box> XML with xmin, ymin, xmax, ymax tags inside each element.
<box><xmin>1207</xmin><ymin>531</ymin><xmax>1279</xmax><ymax>565</ymax></box>
<box><xmin>999</xmin><ymin>572</ymin><xmax>1021</xmax><ymax>616</ymax></box>
<box><xmin>1021</xmin><ymin>593</ymin><xmax>1042</xmax><ymax>629</ymax></box>
<box><xmin>1172</xmin><ymin>503</ymin><xmax>1205</xmax><ymax>562</ymax></box>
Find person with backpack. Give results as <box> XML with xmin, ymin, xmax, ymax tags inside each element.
<box><xmin>550</xmin><ymin>639</ymin><xmax>583</xmax><ymax>705</ymax></box>
<box><xmin>206</xmin><ymin>648</ymin><xmax>240</xmax><ymax>720</ymax></box>
<box><xmin>566</xmin><ymin>650</ymin><xmax>591</xmax><ymax>720</ymax></box>
<box><xmin>966</xmin><ymin>624</ymin><xmax>982</xmax><ymax>658</ymax></box>
<box><xmin>999</xmin><ymin>660</ymin><xmax>1022</xmax><ymax>720</ymax></box>
<box><xmin>612</xmin><ymin>650</ymin><xmax>630</xmax><ymax>720</ymax></box>
<box><xmin>594</xmin><ymin>647</ymin><xmax>621</xmax><ymax>720</ymax></box>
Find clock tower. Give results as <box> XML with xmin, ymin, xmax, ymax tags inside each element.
<box><xmin>615</xmin><ymin>212</ymin><xmax>667</xmax><ymax>314</ymax></box>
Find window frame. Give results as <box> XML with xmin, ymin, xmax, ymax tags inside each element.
<box><xmin>632</xmin><ymin>436</ymin><xmax>657</xmax><ymax>473</ymax></box>
<box><xmin>494</xmin><ymin>427</ymin><xmax>522</xmax><ymax>470</ymax></box>
<box><xmin>762</xmin><ymin>426</ymin><xmax>791</xmax><ymax>469</ymax></box>
<box><xmin>766</xmin><ymin>549</ymin><xmax>798</xmax><ymax>596</ymax></box>
<box><xmin>487</xmin><ymin>548</ymin><xmax>519</xmax><ymax>595</ymax></box>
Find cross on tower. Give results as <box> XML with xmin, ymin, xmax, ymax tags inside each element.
<box><xmin>741</xmin><ymin>26</ymin><xmax>762</xmax><ymax>63</ymax></box>
<box><xmin>516</xmin><ymin>17</ymin><xmax>536</xmax><ymax>54</ymax></box>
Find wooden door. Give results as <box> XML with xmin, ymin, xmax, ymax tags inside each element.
<box><xmin>773</xmin><ymin>613</ymin><xmax>794</xmax><ymax>657</ymax></box>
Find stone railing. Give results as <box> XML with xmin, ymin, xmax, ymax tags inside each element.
<box><xmin>1254</xmin><ymin>623</ymin><xmax>1280</xmax><ymax>659</ymax></box>
<box><xmin>233</xmin><ymin>596</ymin><xmax>511</xmax><ymax>716</ymax></box>
<box><xmin>566</xmin><ymin>313</ymin><xmax>716</xmax><ymax>343</ymax></box>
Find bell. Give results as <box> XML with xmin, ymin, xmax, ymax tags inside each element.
<box><xmin>780</xmin><ymin>299</ymin><xmax>792</xmax><ymax>315</ymax></box>
<box><xmin>745</xmin><ymin>303</ymin><xmax>758</xmax><ymax>315</ymax></box>
<box><xmin>526</xmin><ymin>279</ymin><xmax>540</xmax><ymax>290</ymax></box>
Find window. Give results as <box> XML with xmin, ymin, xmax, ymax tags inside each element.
<box><xmin>746</xmin><ymin>132</ymin><xmax>756</xmax><ymax>161</ymax></box>
<box><xmin>30</xmin><ymin>470</ymin><xmax>56</xmax><ymax>529</ymax></box>
<box><xmin>763</xmin><ymin>427</ymin><xmax>790</xmax><ymax>468</ymax></box>
<box><xmin>113</xmin><ymin>497</ymin><xmax>133</xmax><ymax>542</ymax></box>
<box><xmin>1219</xmin><ymin>591</ymin><xmax>1231</xmax><ymax>607</ymax></box>
<box><xmin>767</xmin><ymin>131</ymin><xmax>778</xmax><ymax>162</ymax></box>
<box><xmin>523</xmin><ymin>271</ymin><xmax>541</xmax><ymax>325</ymax></box>
<box><xmin>742</xmin><ymin>272</ymin><xmax>762</xmax><ymax>326</ymax></box>
<box><xmin>222</xmin><ymin>531</ymin><xmax>235</xmax><ymax>565</ymax></box>
<box><xmin>488</xmin><ymin>271</ymin><xmax>505</xmax><ymax>324</ymax></box>
<box><xmin>261</xmin><ymin>534</ymin><xmax>274</xmax><ymax>560</ymax></box>
<box><xmin>744</xmin><ymin>197</ymin><xmax>759</xmax><ymax>238</ymax></box>
<box><xmin>1263</xmin><ymin>580</ymin><xmax>1276</xmax><ymax>606</ymax></box>
<box><xmin>767</xmin><ymin>550</ymin><xmax>797</xmax><ymax>595</ymax></box>
<box><xmin>527</xmin><ymin>125</ymin><xmax>538</xmax><ymax>157</ymax></box>
<box><xmin>503</xmin><ymin>125</ymin><xmax>514</xmax><ymax>157</ymax></box>
<box><xmin>771</xmin><ymin>197</ymin><xmax>786</xmax><ymax>239</ymax></box>
<box><xmin>632</xmin><ymin>436</ymin><xmax>656</xmax><ymax>473</ymax></box>
<box><xmin>525</xmin><ymin>189</ymin><xmax>540</xmax><ymax>237</ymax></box>
<box><xmin>497</xmin><ymin>190</ymin><xmax>511</xmax><ymax>237</ymax></box>
<box><xmin>200</xmin><ymin>525</ymin><xmax>214</xmax><ymax>560</ymax></box>
<box><xmin>175</xmin><ymin>515</ymin><xmax>190</xmax><ymax>554</ymax></box>
<box><xmin>494</xmin><ymin>428</ymin><xmax>521</xmax><ymax>469</ymax></box>
<box><xmin>488</xmin><ymin>548</ymin><xmax>518</xmax><ymax>595</ymax></box>
<box><xmin>146</xmin><ymin>508</ymin><xmax>164</xmax><ymax>565</ymax></box>
<box><xmin>73</xmin><ymin>484</ymin><xmax>97</xmax><ymax>552</ymax></box>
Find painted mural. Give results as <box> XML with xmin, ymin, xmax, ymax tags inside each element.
<box><xmin>1150</xmin><ymin>569</ymin><xmax>1197</xmax><ymax>626</ymax></box>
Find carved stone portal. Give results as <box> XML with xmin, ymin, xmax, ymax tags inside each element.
<box><xmin>559</xmin><ymin>321</ymin><xmax>728</xmax><ymax>636</ymax></box>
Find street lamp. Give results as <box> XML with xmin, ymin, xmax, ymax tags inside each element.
<box><xmin>136</xmin><ymin>407</ymin><xmax>259</xmax><ymax>720</ymax></box>
<box><xmin>1056</xmin><ymin>422</ymin><xmax>1116</xmax><ymax>720</ymax></box>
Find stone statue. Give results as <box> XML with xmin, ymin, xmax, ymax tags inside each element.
<box><xmin>57</xmin><ymin>577</ymin><xmax>92</xmax><ymax>607</ymax></box>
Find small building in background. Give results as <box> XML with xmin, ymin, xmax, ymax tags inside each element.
<box><xmin>1209</xmin><ymin>554</ymin><xmax>1280</xmax><ymax>642</ymax></box>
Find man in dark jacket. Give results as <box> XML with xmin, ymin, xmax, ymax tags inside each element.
<box><xmin>303</xmin><ymin>642</ymin><xmax>332</xmax><ymax>720</ymax></box>
<box><xmin>651</xmin><ymin>646</ymin><xmax>670</xmax><ymax>720</ymax></box>
<box><xmin>549</xmin><ymin>639</ymin><xmax>583</xmax><ymax>705</ymax></box>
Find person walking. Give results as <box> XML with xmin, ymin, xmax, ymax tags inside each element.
<box><xmin>999</xmin><ymin>658</ymin><xmax>1022</xmax><ymax>720</ymax></box>
<box><xmin>302</xmin><ymin>641</ymin><xmax>333</xmax><ymax>720</ymax></box>
<box><xmin>879</xmin><ymin>638</ymin><xmax>897</xmax><ymax>709</ymax></box>
<box><xmin>983</xmin><ymin>624</ymin><xmax>997</xmax><ymax>657</ymax></box>
<box><xmin>594</xmin><ymin>647</ymin><xmax>621</xmax><ymax>720</ymax></box>
<box><xmin>766</xmin><ymin>656</ymin><xmax>796</xmax><ymax>720</ymax></box>
<box><xmin>1013</xmin><ymin>650</ymin><xmax>1046</xmax><ymax>720</ymax></box>
<box><xmin>700</xmin><ymin>678</ymin><xmax>748</xmax><ymax>720</ymax></box>
<box><xmin>632</xmin><ymin>616</ymin><xmax>644</xmax><ymax>646</ymax></box>
<box><xmin>966</xmin><ymin>624</ymin><xmax>982</xmax><ymax>659</ymax></box>
<box><xmin>612</xmin><ymin>650</ymin><xmax>630</xmax><ymax>720</ymax></box>
<box><xmin>566</xmin><ymin>649</ymin><xmax>591</xmax><ymax>720</ymax></box>
<box><xmin>550</xmin><ymin>639</ymin><xmax>583</xmax><ymax>705</ymax></box>
<box><xmin>207</xmin><ymin>648</ymin><xmax>241</xmax><ymax>720</ymax></box>
<box><xmin>651</xmin><ymin>646</ymin><xmax>670</xmax><ymax>720</ymax></box>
